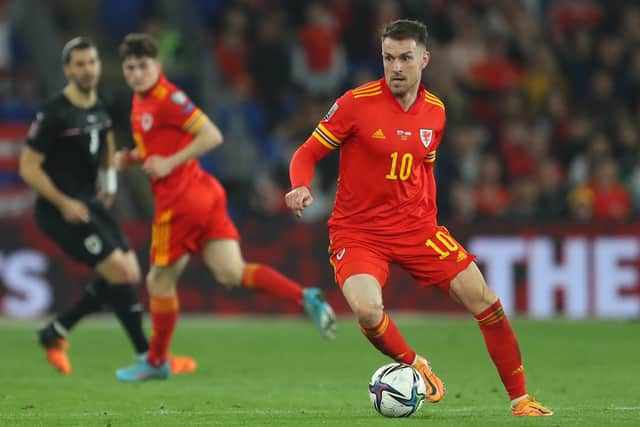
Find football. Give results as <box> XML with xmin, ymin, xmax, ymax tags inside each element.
<box><xmin>368</xmin><ymin>362</ymin><xmax>426</xmax><ymax>417</ymax></box>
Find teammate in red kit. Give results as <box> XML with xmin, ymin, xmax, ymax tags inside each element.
<box><xmin>114</xmin><ymin>33</ymin><xmax>336</xmax><ymax>382</ymax></box>
<box><xmin>286</xmin><ymin>20</ymin><xmax>552</xmax><ymax>416</ymax></box>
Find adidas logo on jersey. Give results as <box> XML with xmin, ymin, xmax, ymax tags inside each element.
<box><xmin>371</xmin><ymin>129</ymin><xmax>386</xmax><ymax>139</ymax></box>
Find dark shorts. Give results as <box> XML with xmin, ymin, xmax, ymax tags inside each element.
<box><xmin>35</xmin><ymin>197</ymin><xmax>129</xmax><ymax>267</ymax></box>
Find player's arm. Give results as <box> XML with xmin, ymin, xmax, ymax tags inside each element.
<box><xmin>97</xmin><ymin>130</ymin><xmax>118</xmax><ymax>207</ymax></box>
<box><xmin>142</xmin><ymin>115</ymin><xmax>221</xmax><ymax>179</ymax></box>
<box><xmin>164</xmin><ymin>116</ymin><xmax>222</xmax><ymax>169</ymax></box>
<box><xmin>286</xmin><ymin>96</ymin><xmax>352</xmax><ymax>218</ymax></box>
<box><xmin>19</xmin><ymin>146</ymin><xmax>89</xmax><ymax>223</ymax></box>
<box><xmin>113</xmin><ymin>146</ymin><xmax>141</xmax><ymax>170</ymax></box>
<box><xmin>285</xmin><ymin>137</ymin><xmax>333</xmax><ymax>218</ymax></box>
<box><xmin>142</xmin><ymin>90</ymin><xmax>223</xmax><ymax>179</ymax></box>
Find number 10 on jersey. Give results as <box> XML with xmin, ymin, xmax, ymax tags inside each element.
<box><xmin>386</xmin><ymin>152</ymin><xmax>413</xmax><ymax>181</ymax></box>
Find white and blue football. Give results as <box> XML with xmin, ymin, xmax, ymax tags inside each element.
<box><xmin>368</xmin><ymin>362</ymin><xmax>426</xmax><ymax>417</ymax></box>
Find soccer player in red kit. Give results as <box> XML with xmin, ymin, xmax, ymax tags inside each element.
<box><xmin>286</xmin><ymin>20</ymin><xmax>552</xmax><ymax>416</ymax></box>
<box><xmin>114</xmin><ymin>33</ymin><xmax>336</xmax><ymax>382</ymax></box>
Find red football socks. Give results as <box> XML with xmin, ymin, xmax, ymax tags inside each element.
<box><xmin>475</xmin><ymin>300</ymin><xmax>527</xmax><ymax>399</ymax></box>
<box><xmin>360</xmin><ymin>312</ymin><xmax>416</xmax><ymax>364</ymax></box>
<box><xmin>147</xmin><ymin>295</ymin><xmax>179</xmax><ymax>367</ymax></box>
<box><xmin>241</xmin><ymin>263</ymin><xmax>303</xmax><ymax>304</ymax></box>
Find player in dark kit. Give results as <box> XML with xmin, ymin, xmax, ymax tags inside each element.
<box><xmin>19</xmin><ymin>37</ymin><xmax>194</xmax><ymax>376</ymax></box>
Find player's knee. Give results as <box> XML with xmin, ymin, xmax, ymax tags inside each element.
<box><xmin>480</xmin><ymin>283</ymin><xmax>498</xmax><ymax>306</ymax></box>
<box><xmin>212</xmin><ymin>265</ymin><xmax>243</xmax><ymax>288</ymax></box>
<box><xmin>146</xmin><ymin>270</ymin><xmax>175</xmax><ymax>295</ymax></box>
<box><xmin>351</xmin><ymin>301</ymin><xmax>383</xmax><ymax>327</ymax></box>
<box><xmin>123</xmin><ymin>251</ymin><xmax>142</xmax><ymax>284</ymax></box>
<box><xmin>101</xmin><ymin>252</ymin><xmax>141</xmax><ymax>284</ymax></box>
<box><xmin>118</xmin><ymin>259</ymin><xmax>141</xmax><ymax>284</ymax></box>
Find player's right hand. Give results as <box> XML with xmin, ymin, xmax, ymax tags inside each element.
<box><xmin>59</xmin><ymin>197</ymin><xmax>90</xmax><ymax>224</ymax></box>
<box><xmin>113</xmin><ymin>149</ymin><xmax>129</xmax><ymax>170</ymax></box>
<box><xmin>285</xmin><ymin>186</ymin><xmax>313</xmax><ymax>218</ymax></box>
<box><xmin>114</xmin><ymin>148</ymin><xmax>141</xmax><ymax>171</ymax></box>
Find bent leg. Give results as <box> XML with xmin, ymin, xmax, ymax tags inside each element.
<box><xmin>95</xmin><ymin>249</ymin><xmax>149</xmax><ymax>355</ymax></box>
<box><xmin>37</xmin><ymin>249</ymin><xmax>140</xmax><ymax>375</ymax></box>
<box><xmin>449</xmin><ymin>262</ymin><xmax>527</xmax><ymax>400</ymax></box>
<box><xmin>202</xmin><ymin>239</ymin><xmax>335</xmax><ymax>337</ymax></box>
<box><xmin>343</xmin><ymin>274</ymin><xmax>445</xmax><ymax>402</ymax></box>
<box><xmin>343</xmin><ymin>274</ymin><xmax>414</xmax><ymax>363</ymax></box>
<box><xmin>145</xmin><ymin>255</ymin><xmax>189</xmax><ymax>368</ymax></box>
<box><xmin>45</xmin><ymin>278</ymin><xmax>107</xmax><ymax>337</ymax></box>
<box><xmin>202</xmin><ymin>239</ymin><xmax>302</xmax><ymax>302</ymax></box>
<box><xmin>116</xmin><ymin>255</ymin><xmax>196</xmax><ymax>382</ymax></box>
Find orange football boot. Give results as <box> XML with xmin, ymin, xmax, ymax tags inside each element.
<box><xmin>511</xmin><ymin>396</ymin><xmax>554</xmax><ymax>416</ymax></box>
<box><xmin>168</xmin><ymin>355</ymin><xmax>197</xmax><ymax>374</ymax></box>
<box><xmin>44</xmin><ymin>338</ymin><xmax>72</xmax><ymax>375</ymax></box>
<box><xmin>412</xmin><ymin>355</ymin><xmax>445</xmax><ymax>403</ymax></box>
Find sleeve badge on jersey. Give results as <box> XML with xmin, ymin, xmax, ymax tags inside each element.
<box><xmin>183</xmin><ymin>102</ymin><xmax>195</xmax><ymax>114</ymax></box>
<box><xmin>171</xmin><ymin>91</ymin><xmax>187</xmax><ymax>105</ymax></box>
<box><xmin>323</xmin><ymin>102</ymin><xmax>339</xmax><ymax>122</ymax></box>
<box><xmin>419</xmin><ymin>128</ymin><xmax>433</xmax><ymax>149</ymax></box>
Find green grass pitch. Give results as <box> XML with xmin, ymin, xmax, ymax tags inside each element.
<box><xmin>0</xmin><ymin>316</ymin><xmax>638</xmax><ymax>426</ymax></box>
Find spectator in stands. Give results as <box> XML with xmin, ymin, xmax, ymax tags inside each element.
<box><xmin>448</xmin><ymin>181</ymin><xmax>477</xmax><ymax>225</ymax></box>
<box><xmin>213</xmin><ymin>6</ymin><xmax>251</xmax><ymax>88</ymax></box>
<box><xmin>568</xmin><ymin>132</ymin><xmax>612</xmax><ymax>186</ymax></box>
<box><xmin>12</xmin><ymin>0</ymin><xmax>640</xmax><ymax>224</ymax></box>
<box><xmin>249</xmin><ymin>9</ymin><xmax>292</xmax><ymax>129</ymax></box>
<box><xmin>503</xmin><ymin>175</ymin><xmax>541</xmax><ymax>221</ymax></box>
<box><xmin>570</xmin><ymin>157</ymin><xmax>631</xmax><ymax>221</ymax></box>
<box><xmin>292</xmin><ymin>1</ymin><xmax>346</xmax><ymax>95</ymax></box>
<box><xmin>537</xmin><ymin>158</ymin><xmax>568</xmax><ymax>220</ymax></box>
<box><xmin>474</xmin><ymin>154</ymin><xmax>510</xmax><ymax>218</ymax></box>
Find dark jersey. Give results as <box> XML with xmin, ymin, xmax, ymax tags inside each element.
<box><xmin>26</xmin><ymin>93</ymin><xmax>112</xmax><ymax>206</ymax></box>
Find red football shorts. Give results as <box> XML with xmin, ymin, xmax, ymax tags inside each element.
<box><xmin>150</xmin><ymin>177</ymin><xmax>239</xmax><ymax>266</ymax></box>
<box><xmin>329</xmin><ymin>225</ymin><xmax>475</xmax><ymax>293</ymax></box>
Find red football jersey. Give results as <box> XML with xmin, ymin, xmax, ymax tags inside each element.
<box><xmin>130</xmin><ymin>74</ymin><xmax>208</xmax><ymax>207</ymax></box>
<box><xmin>314</xmin><ymin>78</ymin><xmax>446</xmax><ymax>235</ymax></box>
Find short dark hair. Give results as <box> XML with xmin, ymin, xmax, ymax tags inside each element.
<box><xmin>381</xmin><ymin>19</ymin><xmax>429</xmax><ymax>48</ymax></box>
<box><xmin>62</xmin><ymin>37</ymin><xmax>97</xmax><ymax>64</ymax></box>
<box><xmin>118</xmin><ymin>33</ymin><xmax>159</xmax><ymax>60</ymax></box>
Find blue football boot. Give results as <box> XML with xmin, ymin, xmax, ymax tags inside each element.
<box><xmin>303</xmin><ymin>288</ymin><xmax>336</xmax><ymax>339</ymax></box>
<box><xmin>116</xmin><ymin>356</ymin><xmax>170</xmax><ymax>382</ymax></box>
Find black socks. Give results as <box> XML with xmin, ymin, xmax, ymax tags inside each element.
<box><xmin>105</xmin><ymin>284</ymin><xmax>149</xmax><ymax>354</ymax></box>
<box><xmin>56</xmin><ymin>278</ymin><xmax>108</xmax><ymax>332</ymax></box>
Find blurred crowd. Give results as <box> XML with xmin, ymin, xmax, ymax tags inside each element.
<box><xmin>3</xmin><ymin>0</ymin><xmax>640</xmax><ymax>225</ymax></box>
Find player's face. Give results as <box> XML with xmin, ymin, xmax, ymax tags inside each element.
<box><xmin>64</xmin><ymin>48</ymin><xmax>101</xmax><ymax>93</ymax></box>
<box><xmin>381</xmin><ymin>38</ymin><xmax>429</xmax><ymax>97</ymax></box>
<box><xmin>122</xmin><ymin>56</ymin><xmax>161</xmax><ymax>93</ymax></box>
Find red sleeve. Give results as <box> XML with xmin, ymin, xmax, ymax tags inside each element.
<box><xmin>290</xmin><ymin>92</ymin><xmax>360</xmax><ymax>188</ymax></box>
<box><xmin>290</xmin><ymin>92</ymin><xmax>357</xmax><ymax>188</ymax></box>
<box><xmin>162</xmin><ymin>89</ymin><xmax>206</xmax><ymax>133</ymax></box>
<box><xmin>309</xmin><ymin>92</ymin><xmax>355</xmax><ymax>150</ymax></box>
<box><xmin>289</xmin><ymin>136</ymin><xmax>333</xmax><ymax>189</ymax></box>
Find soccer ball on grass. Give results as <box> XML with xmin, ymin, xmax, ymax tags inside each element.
<box><xmin>368</xmin><ymin>362</ymin><xmax>426</xmax><ymax>417</ymax></box>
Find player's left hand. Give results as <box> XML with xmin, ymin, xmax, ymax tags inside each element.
<box><xmin>98</xmin><ymin>192</ymin><xmax>115</xmax><ymax>208</ymax></box>
<box><xmin>143</xmin><ymin>155</ymin><xmax>174</xmax><ymax>179</ymax></box>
